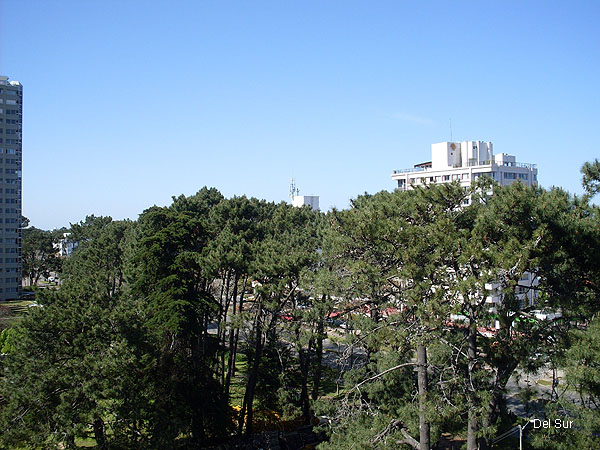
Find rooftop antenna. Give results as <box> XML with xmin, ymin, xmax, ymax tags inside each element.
<box><xmin>450</xmin><ymin>118</ymin><xmax>453</xmax><ymax>142</ymax></box>
<box><xmin>289</xmin><ymin>178</ymin><xmax>300</xmax><ymax>201</ymax></box>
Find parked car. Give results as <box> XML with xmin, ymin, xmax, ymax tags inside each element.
<box><xmin>532</xmin><ymin>309</ymin><xmax>562</xmax><ymax>321</ymax></box>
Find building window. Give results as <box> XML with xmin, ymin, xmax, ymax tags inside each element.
<box><xmin>504</xmin><ymin>172</ymin><xmax>516</xmax><ymax>179</ymax></box>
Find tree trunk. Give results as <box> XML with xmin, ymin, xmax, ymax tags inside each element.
<box><xmin>228</xmin><ymin>276</ymin><xmax>247</xmax><ymax>389</ymax></box>
<box><xmin>467</xmin><ymin>323</ymin><xmax>479</xmax><ymax>450</ymax></box>
<box><xmin>239</xmin><ymin>301</ymin><xmax>263</xmax><ymax>436</ymax></box>
<box><xmin>417</xmin><ymin>342</ymin><xmax>430</xmax><ymax>450</ymax></box>
<box><xmin>218</xmin><ymin>270</ymin><xmax>231</xmax><ymax>382</ymax></box>
<box><xmin>93</xmin><ymin>417</ymin><xmax>107</xmax><ymax>449</ymax></box>
<box><xmin>224</xmin><ymin>273</ymin><xmax>241</xmax><ymax>401</ymax></box>
<box><xmin>311</xmin><ymin>314</ymin><xmax>325</xmax><ymax>401</ymax></box>
<box><xmin>481</xmin><ymin>359</ymin><xmax>519</xmax><ymax>449</ymax></box>
<box><xmin>299</xmin><ymin>338</ymin><xmax>313</xmax><ymax>424</ymax></box>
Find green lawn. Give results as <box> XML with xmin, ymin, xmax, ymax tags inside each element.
<box><xmin>0</xmin><ymin>300</ymin><xmax>36</xmax><ymax>329</ymax></box>
<box><xmin>229</xmin><ymin>352</ymin><xmax>249</xmax><ymax>407</ymax></box>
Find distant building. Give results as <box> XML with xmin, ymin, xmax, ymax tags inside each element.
<box><xmin>289</xmin><ymin>178</ymin><xmax>319</xmax><ymax>210</ymax></box>
<box><xmin>0</xmin><ymin>76</ymin><xmax>22</xmax><ymax>300</ymax></box>
<box><xmin>391</xmin><ymin>141</ymin><xmax>539</xmax><ymax>311</ymax></box>
<box><xmin>292</xmin><ymin>195</ymin><xmax>320</xmax><ymax>210</ymax></box>
<box><xmin>392</xmin><ymin>141</ymin><xmax>538</xmax><ymax>204</ymax></box>
<box><xmin>54</xmin><ymin>233</ymin><xmax>78</xmax><ymax>258</ymax></box>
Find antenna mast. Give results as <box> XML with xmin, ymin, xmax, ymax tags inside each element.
<box><xmin>289</xmin><ymin>178</ymin><xmax>300</xmax><ymax>201</ymax></box>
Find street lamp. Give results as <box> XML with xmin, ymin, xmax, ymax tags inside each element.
<box><xmin>519</xmin><ymin>419</ymin><xmax>535</xmax><ymax>450</ymax></box>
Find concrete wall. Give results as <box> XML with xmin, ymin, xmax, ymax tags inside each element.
<box><xmin>292</xmin><ymin>195</ymin><xmax>320</xmax><ymax>210</ymax></box>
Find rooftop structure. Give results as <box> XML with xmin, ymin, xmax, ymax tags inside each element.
<box><xmin>292</xmin><ymin>195</ymin><xmax>320</xmax><ymax>210</ymax></box>
<box><xmin>289</xmin><ymin>178</ymin><xmax>320</xmax><ymax>210</ymax></box>
<box><xmin>392</xmin><ymin>141</ymin><xmax>538</xmax><ymax>197</ymax></box>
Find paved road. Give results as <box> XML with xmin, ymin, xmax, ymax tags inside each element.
<box><xmin>505</xmin><ymin>367</ymin><xmax>586</xmax><ymax>418</ymax></box>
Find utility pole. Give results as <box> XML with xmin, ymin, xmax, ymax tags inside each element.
<box><xmin>519</xmin><ymin>420</ymin><xmax>533</xmax><ymax>450</ymax></box>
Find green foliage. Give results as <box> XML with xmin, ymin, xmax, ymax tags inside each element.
<box><xmin>565</xmin><ymin>318</ymin><xmax>600</xmax><ymax>404</ymax></box>
<box><xmin>21</xmin><ymin>226</ymin><xmax>61</xmax><ymax>285</ymax></box>
<box><xmin>529</xmin><ymin>400</ymin><xmax>600</xmax><ymax>450</ymax></box>
<box><xmin>3</xmin><ymin>177</ymin><xmax>600</xmax><ymax>449</ymax></box>
<box><xmin>0</xmin><ymin>327</ymin><xmax>23</xmax><ymax>353</ymax></box>
<box><xmin>68</xmin><ymin>214</ymin><xmax>113</xmax><ymax>246</ymax></box>
<box><xmin>582</xmin><ymin>158</ymin><xmax>600</xmax><ymax>197</ymax></box>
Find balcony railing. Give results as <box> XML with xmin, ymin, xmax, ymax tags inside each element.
<box><xmin>499</xmin><ymin>161</ymin><xmax>537</xmax><ymax>169</ymax></box>
<box><xmin>392</xmin><ymin>167</ymin><xmax>427</xmax><ymax>174</ymax></box>
<box><xmin>394</xmin><ymin>160</ymin><xmax>537</xmax><ymax>174</ymax></box>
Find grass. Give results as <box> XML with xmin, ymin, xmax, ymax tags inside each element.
<box><xmin>4</xmin><ymin>299</ymin><xmax>36</xmax><ymax>314</ymax></box>
<box><xmin>320</xmin><ymin>366</ymin><xmax>346</xmax><ymax>397</ymax></box>
<box><xmin>0</xmin><ymin>299</ymin><xmax>37</xmax><ymax>329</ymax></box>
<box><xmin>229</xmin><ymin>352</ymin><xmax>249</xmax><ymax>408</ymax></box>
<box><xmin>74</xmin><ymin>437</ymin><xmax>97</xmax><ymax>447</ymax></box>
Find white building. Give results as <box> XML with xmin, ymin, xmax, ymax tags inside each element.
<box><xmin>292</xmin><ymin>195</ymin><xmax>320</xmax><ymax>210</ymax></box>
<box><xmin>392</xmin><ymin>141</ymin><xmax>539</xmax><ymax>311</ymax></box>
<box><xmin>54</xmin><ymin>233</ymin><xmax>78</xmax><ymax>258</ymax></box>
<box><xmin>392</xmin><ymin>141</ymin><xmax>538</xmax><ymax>202</ymax></box>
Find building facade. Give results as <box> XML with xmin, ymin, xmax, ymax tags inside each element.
<box><xmin>392</xmin><ymin>141</ymin><xmax>538</xmax><ymax>204</ymax></box>
<box><xmin>0</xmin><ymin>76</ymin><xmax>22</xmax><ymax>300</ymax></box>
<box><xmin>54</xmin><ymin>232</ymin><xmax>78</xmax><ymax>258</ymax></box>
<box><xmin>391</xmin><ymin>141</ymin><xmax>539</xmax><ymax>311</ymax></box>
<box><xmin>291</xmin><ymin>195</ymin><xmax>320</xmax><ymax>210</ymax></box>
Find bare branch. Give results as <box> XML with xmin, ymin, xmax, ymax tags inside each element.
<box><xmin>346</xmin><ymin>362</ymin><xmax>417</xmax><ymax>397</ymax></box>
<box><xmin>372</xmin><ymin>419</ymin><xmax>419</xmax><ymax>449</ymax></box>
<box><xmin>398</xmin><ymin>428</ymin><xmax>420</xmax><ymax>449</ymax></box>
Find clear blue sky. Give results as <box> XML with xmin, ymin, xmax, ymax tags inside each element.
<box><xmin>1</xmin><ymin>0</ymin><xmax>598</xmax><ymax>229</ymax></box>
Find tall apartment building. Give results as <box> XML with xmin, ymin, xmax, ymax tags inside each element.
<box><xmin>0</xmin><ymin>76</ymin><xmax>23</xmax><ymax>301</ymax></box>
<box><xmin>391</xmin><ymin>141</ymin><xmax>539</xmax><ymax>311</ymax></box>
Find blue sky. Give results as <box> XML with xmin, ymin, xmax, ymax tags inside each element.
<box><xmin>1</xmin><ymin>0</ymin><xmax>598</xmax><ymax>229</ymax></box>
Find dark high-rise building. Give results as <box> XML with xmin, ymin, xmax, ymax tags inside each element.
<box><xmin>0</xmin><ymin>76</ymin><xmax>22</xmax><ymax>300</ymax></box>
